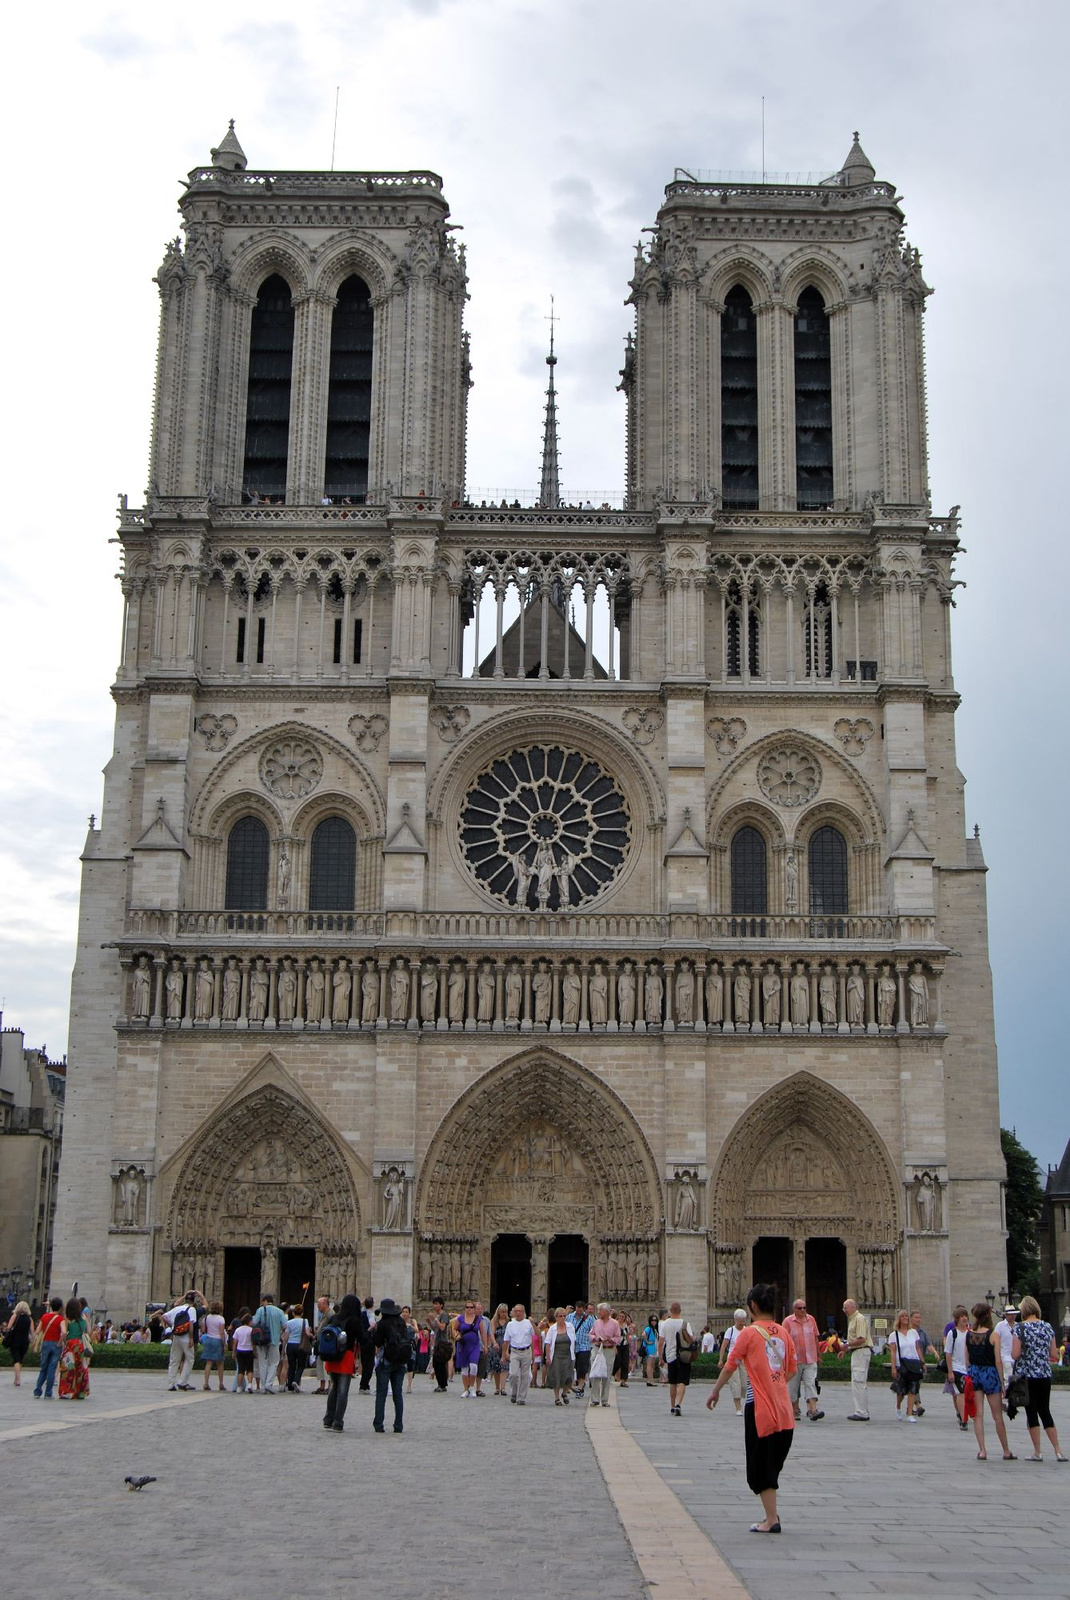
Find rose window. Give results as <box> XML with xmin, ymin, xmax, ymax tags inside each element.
<box><xmin>757</xmin><ymin>746</ymin><xmax>821</xmax><ymax>807</ymax></box>
<box><xmin>260</xmin><ymin>738</ymin><xmax>323</xmax><ymax>800</ymax></box>
<box><xmin>460</xmin><ymin>745</ymin><xmax>631</xmax><ymax>909</ymax></box>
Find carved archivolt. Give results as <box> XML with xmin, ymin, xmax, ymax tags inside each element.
<box><xmin>190</xmin><ymin>721</ymin><xmax>386</xmax><ymax>836</ymax></box>
<box><xmin>707</xmin><ymin>727</ymin><xmax>884</xmax><ymax>843</ymax></box>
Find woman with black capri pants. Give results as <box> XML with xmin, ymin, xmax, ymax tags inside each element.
<box><xmin>1011</xmin><ymin>1295</ymin><xmax>1067</xmax><ymax>1463</ymax></box>
<box><xmin>705</xmin><ymin>1284</ymin><xmax>797</xmax><ymax>1534</ymax></box>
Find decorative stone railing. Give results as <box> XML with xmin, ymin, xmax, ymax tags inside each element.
<box><xmin>119</xmin><ymin>937</ymin><xmax>945</xmax><ymax>1036</ymax></box>
<box><xmin>185</xmin><ymin>168</ymin><xmax>445</xmax><ymax>195</ymax></box>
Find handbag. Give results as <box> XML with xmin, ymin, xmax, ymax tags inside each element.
<box><xmin>589</xmin><ymin>1347</ymin><xmax>609</xmax><ymax>1381</ymax></box>
<box><xmin>1006</xmin><ymin>1371</ymin><xmax>1028</xmax><ymax>1410</ymax></box>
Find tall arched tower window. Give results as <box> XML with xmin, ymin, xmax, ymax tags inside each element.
<box><xmin>726</xmin><ymin>580</ymin><xmax>761</xmax><ymax>677</ymax></box>
<box><xmin>242</xmin><ymin>274</ymin><xmax>295</xmax><ymax>502</ymax></box>
<box><xmin>804</xmin><ymin>581</ymin><xmax>833</xmax><ymax>679</ymax></box>
<box><xmin>309</xmin><ymin>816</ymin><xmax>357</xmax><ymax>911</ymax></box>
<box><xmin>808</xmin><ymin>824</ymin><xmax>848</xmax><ymax>915</ymax></box>
<box><xmin>794</xmin><ymin>286</ymin><xmax>833</xmax><ymax>508</ymax></box>
<box><xmin>324</xmin><ymin>275</ymin><xmax>374</xmax><ymax>502</ymax></box>
<box><xmin>731</xmin><ymin>825</ymin><xmax>768</xmax><ymax>914</ymax></box>
<box><xmin>721</xmin><ymin>285</ymin><xmax>758</xmax><ymax>509</ymax></box>
<box><xmin>225</xmin><ymin>816</ymin><xmax>269</xmax><ymax>910</ymax></box>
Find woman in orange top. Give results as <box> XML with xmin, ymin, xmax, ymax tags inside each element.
<box><xmin>706</xmin><ymin>1283</ymin><xmax>797</xmax><ymax>1534</ymax></box>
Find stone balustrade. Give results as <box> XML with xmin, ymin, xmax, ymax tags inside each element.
<box><xmin>121</xmin><ymin>945</ymin><xmax>944</xmax><ymax>1036</ymax></box>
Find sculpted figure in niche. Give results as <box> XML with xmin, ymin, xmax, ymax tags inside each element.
<box><xmin>332</xmin><ymin>958</ymin><xmax>351</xmax><ymax>1024</ymax></box>
<box><xmin>790</xmin><ymin>961</ymin><xmax>810</xmax><ymax>1026</ymax></box>
<box><xmin>117</xmin><ymin>1166</ymin><xmax>143</xmax><ymax>1227</ymax></box>
<box><xmin>249</xmin><ymin>957</ymin><xmax>269</xmax><ymax>1022</ymax></box>
<box><xmin>418</xmin><ymin>1244</ymin><xmax>432</xmax><ymax>1298</ymax></box>
<box><xmin>733</xmin><ymin>965</ymin><xmax>751</xmax><ymax>1025</ymax></box>
<box><xmin>222</xmin><ymin>958</ymin><xmax>242</xmax><ymax>1022</ymax></box>
<box><xmin>675</xmin><ymin>1173</ymin><xmax>698</xmax><ymax>1231</ymax></box>
<box><xmin>132</xmin><ymin>954</ymin><xmax>152</xmax><ymax>1019</ymax></box>
<box><xmin>532</xmin><ymin>962</ymin><xmax>551</xmax><ymax>1025</ymax></box>
<box><xmin>277</xmin><ymin>958</ymin><xmax>296</xmax><ymax>1022</ymax></box>
<box><xmin>675</xmin><ymin>963</ymin><xmax>694</xmax><ymax>1024</ymax></box>
<box><xmin>535</xmin><ymin>841</ymin><xmax>555</xmax><ymax>907</ymax></box>
<box><xmin>880</xmin><ymin>1252</ymin><xmax>892</xmax><ymax>1304</ymax></box>
<box><xmin>819</xmin><ymin>964</ymin><xmax>837</xmax><ymax>1026</ymax></box>
<box><xmin>909</xmin><ymin>962</ymin><xmax>929</xmax><ymax>1028</ymax></box>
<box><xmin>512</xmin><ymin>851</ymin><xmax>533</xmax><ymax>908</ymax></box>
<box><xmin>589</xmin><ymin>961</ymin><xmax>608</xmax><ymax>1025</ymax></box>
<box><xmin>705</xmin><ymin>963</ymin><xmax>723</xmax><ymax>1025</ymax></box>
<box><xmin>195</xmin><ymin>957</ymin><xmax>215</xmax><ymax>1022</ymax></box>
<box><xmin>915</xmin><ymin>1170</ymin><xmax>938</xmax><ymax>1232</ymax></box>
<box><xmin>762</xmin><ymin>962</ymin><xmax>781</xmax><ymax>1026</ymax></box>
<box><xmin>556</xmin><ymin>851</ymin><xmax>576</xmax><ymax>908</ymax></box>
<box><xmin>617</xmin><ymin>961</ymin><xmax>636</xmax><ymax>1026</ymax></box>
<box><xmin>362</xmin><ymin>963</ymin><xmax>380</xmax><ymax>1024</ymax></box>
<box><xmin>382</xmin><ymin>1169</ymin><xmax>404</xmax><ymax>1231</ymax></box>
<box><xmin>477</xmin><ymin>963</ymin><xmax>495</xmax><ymax>1023</ymax></box>
<box><xmin>448</xmin><ymin>963</ymin><xmax>466</xmax><ymax>1023</ymax></box>
<box><xmin>862</xmin><ymin>1252</ymin><xmax>873</xmax><ymax>1303</ymax></box>
<box><xmin>165</xmin><ymin>958</ymin><xmax>184</xmax><ymax>1021</ymax></box>
<box><xmin>562</xmin><ymin>961</ymin><xmax>582</xmax><ymax>1026</ymax></box>
<box><xmin>877</xmin><ymin>963</ymin><xmax>897</xmax><ymax>1027</ymax></box>
<box><xmin>276</xmin><ymin>846</ymin><xmax>291</xmax><ymax>910</ymax></box>
<box><xmin>504</xmin><ymin>965</ymin><xmax>523</xmax><ymax>1023</ymax></box>
<box><xmin>847</xmin><ymin>962</ymin><xmax>865</xmax><ymax>1026</ymax></box>
<box><xmin>644</xmin><ymin>964</ymin><xmax>664</xmax><ymax>1025</ymax></box>
<box><xmin>390</xmin><ymin>962</ymin><xmax>410</xmax><ymax>1021</ymax></box>
<box><xmin>420</xmin><ymin>964</ymin><xmax>438</xmax><ymax>1024</ymax></box>
<box><xmin>305</xmin><ymin>958</ymin><xmax>325</xmax><ymax>1023</ymax></box>
<box><xmin>785</xmin><ymin>850</ymin><xmax>798</xmax><ymax>913</ymax></box>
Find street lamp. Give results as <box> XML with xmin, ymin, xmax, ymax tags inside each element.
<box><xmin>985</xmin><ymin>1289</ymin><xmax>995</xmax><ymax>1309</ymax></box>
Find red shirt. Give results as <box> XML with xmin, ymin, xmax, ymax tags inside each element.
<box><xmin>783</xmin><ymin>1312</ymin><xmax>820</xmax><ymax>1366</ymax></box>
<box><xmin>39</xmin><ymin>1312</ymin><xmax>64</xmax><ymax>1343</ymax></box>
<box><xmin>723</xmin><ymin>1321</ymin><xmax>797</xmax><ymax>1438</ymax></box>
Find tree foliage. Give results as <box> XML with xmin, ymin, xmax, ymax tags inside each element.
<box><xmin>1001</xmin><ymin>1127</ymin><xmax>1044</xmax><ymax>1297</ymax></box>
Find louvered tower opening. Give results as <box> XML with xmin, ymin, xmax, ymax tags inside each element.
<box><xmin>721</xmin><ymin>285</ymin><xmax>759</xmax><ymax>509</ymax></box>
<box><xmin>242</xmin><ymin>275</ymin><xmax>294</xmax><ymax>500</ymax></box>
<box><xmin>324</xmin><ymin>275</ymin><xmax>373</xmax><ymax>501</ymax></box>
<box><xmin>794</xmin><ymin>286</ymin><xmax>833</xmax><ymax>508</ymax></box>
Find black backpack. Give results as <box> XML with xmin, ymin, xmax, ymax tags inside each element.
<box><xmin>317</xmin><ymin>1319</ymin><xmax>347</xmax><ymax>1361</ymax></box>
<box><xmin>382</xmin><ymin>1318</ymin><xmax>412</xmax><ymax>1366</ymax></box>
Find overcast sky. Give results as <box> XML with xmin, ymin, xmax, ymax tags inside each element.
<box><xmin>2</xmin><ymin>0</ymin><xmax>1066</xmax><ymax>1173</ymax></box>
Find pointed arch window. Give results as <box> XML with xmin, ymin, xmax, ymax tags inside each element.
<box><xmin>804</xmin><ymin>581</ymin><xmax>834</xmax><ymax>679</ymax></box>
<box><xmin>242</xmin><ymin>275</ymin><xmax>294</xmax><ymax>501</ymax></box>
<box><xmin>225</xmin><ymin>816</ymin><xmax>269</xmax><ymax>910</ymax></box>
<box><xmin>721</xmin><ymin>285</ymin><xmax>758</xmax><ymax>509</ymax></box>
<box><xmin>731</xmin><ymin>825</ymin><xmax>768</xmax><ymax>914</ymax></box>
<box><xmin>726</xmin><ymin>580</ymin><xmax>760</xmax><ymax>677</ymax></box>
<box><xmin>808</xmin><ymin>824</ymin><xmax>848</xmax><ymax>915</ymax></box>
<box><xmin>309</xmin><ymin>816</ymin><xmax>356</xmax><ymax>911</ymax></box>
<box><xmin>324</xmin><ymin>275</ymin><xmax>373</xmax><ymax>502</ymax></box>
<box><xmin>794</xmin><ymin>286</ymin><xmax>833</xmax><ymax>508</ymax></box>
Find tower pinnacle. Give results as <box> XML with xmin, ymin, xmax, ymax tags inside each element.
<box><xmin>211</xmin><ymin>120</ymin><xmax>247</xmax><ymax>172</ymax></box>
<box><xmin>539</xmin><ymin>297</ymin><xmax>561</xmax><ymax>509</ymax></box>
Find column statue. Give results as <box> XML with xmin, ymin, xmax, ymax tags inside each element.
<box><xmin>305</xmin><ymin>958</ymin><xmax>325</xmax><ymax>1023</ymax></box>
<box><xmin>789</xmin><ymin>961</ymin><xmax>810</xmax><ymax>1026</ymax></box>
<box><xmin>908</xmin><ymin>962</ymin><xmax>929</xmax><ymax>1027</ymax></box>
<box><xmin>222</xmin><ymin>958</ymin><xmax>242</xmax><ymax>1022</ymax></box>
<box><xmin>504</xmin><ymin>964</ymin><xmax>523</xmax><ymax>1023</ymax></box>
<box><xmin>705</xmin><ymin>963</ymin><xmax>724</xmax><ymax>1025</ymax></box>
<box><xmin>390</xmin><ymin>961</ymin><xmax>410</xmax><ymax>1021</ymax></box>
<box><xmin>847</xmin><ymin>962</ymin><xmax>865</xmax><ymax>1026</ymax></box>
<box><xmin>532</xmin><ymin>962</ymin><xmax>551</xmax><ymax>1025</ymax></box>
<box><xmin>361</xmin><ymin>962</ymin><xmax>379</xmax><ymax>1024</ymax></box>
<box><xmin>420</xmin><ymin>964</ymin><xmax>438</xmax><ymax>1024</ymax></box>
<box><xmin>132</xmin><ymin>954</ymin><xmax>152</xmax><ymax>1019</ymax></box>
<box><xmin>589</xmin><ymin>961</ymin><xmax>608</xmax><ymax>1025</ymax></box>
<box><xmin>819</xmin><ymin>963</ymin><xmax>837</xmax><ymax>1026</ymax></box>
<box><xmin>762</xmin><ymin>961</ymin><xmax>781</xmax><ymax>1026</ymax></box>
<box><xmin>194</xmin><ymin>957</ymin><xmax>214</xmax><ymax>1022</ymax></box>
<box><xmin>877</xmin><ymin>963</ymin><xmax>897</xmax><ymax>1027</ymax></box>
<box><xmin>447</xmin><ymin>962</ymin><xmax>466</xmax><ymax>1023</ymax></box>
<box><xmin>644</xmin><ymin>964</ymin><xmax>664</xmax><ymax>1024</ymax></box>
<box><xmin>332</xmin><ymin>958</ymin><xmax>352</xmax><ymax>1024</ymax></box>
<box><xmin>165</xmin><ymin>958</ymin><xmax>184</xmax><ymax>1021</ymax></box>
<box><xmin>476</xmin><ymin>962</ymin><xmax>496</xmax><ymax>1022</ymax></box>
<box><xmin>733</xmin><ymin>965</ymin><xmax>751</xmax><ymax>1025</ymax></box>
<box><xmin>248</xmin><ymin>957</ymin><xmax>269</xmax><ymax>1022</ymax></box>
<box><xmin>617</xmin><ymin>961</ymin><xmax>636</xmax><ymax>1025</ymax></box>
<box><xmin>675</xmin><ymin>963</ymin><xmax>694</xmax><ymax>1024</ymax></box>
<box><xmin>561</xmin><ymin>961</ymin><xmax>582</xmax><ymax>1026</ymax></box>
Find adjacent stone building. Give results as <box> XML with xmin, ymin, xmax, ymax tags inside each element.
<box><xmin>1040</xmin><ymin>1137</ymin><xmax>1070</xmax><ymax>1335</ymax></box>
<box><xmin>52</xmin><ymin>125</ymin><xmax>1006</xmax><ymax>1331</ymax></box>
<box><xmin>0</xmin><ymin>1024</ymin><xmax>65</xmax><ymax>1301</ymax></box>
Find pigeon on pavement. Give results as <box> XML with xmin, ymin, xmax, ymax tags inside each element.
<box><xmin>124</xmin><ymin>1476</ymin><xmax>157</xmax><ymax>1491</ymax></box>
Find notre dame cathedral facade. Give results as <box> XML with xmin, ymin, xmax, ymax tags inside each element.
<box><xmin>52</xmin><ymin>125</ymin><xmax>1006</xmax><ymax>1331</ymax></box>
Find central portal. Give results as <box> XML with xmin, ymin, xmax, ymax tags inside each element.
<box><xmin>547</xmin><ymin>1234</ymin><xmax>588</xmax><ymax>1310</ymax></box>
<box><xmin>490</xmin><ymin>1234</ymin><xmax>532</xmax><ymax>1310</ymax></box>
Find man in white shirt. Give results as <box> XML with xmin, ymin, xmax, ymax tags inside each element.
<box><xmin>503</xmin><ymin>1303</ymin><xmax>536</xmax><ymax>1405</ymax></box>
<box><xmin>994</xmin><ymin>1304</ymin><xmax>1019</xmax><ymax>1402</ymax></box>
<box><xmin>657</xmin><ymin>1300</ymin><xmax>694</xmax><ymax>1416</ymax></box>
<box><xmin>719</xmin><ymin>1309</ymin><xmax>748</xmax><ymax>1415</ymax></box>
<box><xmin>700</xmin><ymin>1327</ymin><xmax>717</xmax><ymax>1354</ymax></box>
<box><xmin>163</xmin><ymin>1294</ymin><xmax>197</xmax><ymax>1391</ymax></box>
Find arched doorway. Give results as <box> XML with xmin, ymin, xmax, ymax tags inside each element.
<box><xmin>712</xmin><ymin>1072</ymin><xmax>901</xmax><ymax>1327</ymax></box>
<box><xmin>490</xmin><ymin>1234</ymin><xmax>532</xmax><ymax>1310</ymax></box>
<box><xmin>165</xmin><ymin>1084</ymin><xmax>362</xmax><ymax>1307</ymax></box>
<box><xmin>416</xmin><ymin>1048</ymin><xmax>663</xmax><ymax>1316</ymax></box>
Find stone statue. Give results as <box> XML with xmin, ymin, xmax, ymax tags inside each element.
<box><xmin>715</xmin><ymin>1250</ymin><xmax>729</xmax><ymax>1305</ymax></box>
<box><xmin>419</xmin><ymin>1244</ymin><xmax>432</xmax><ymax>1298</ymax></box>
<box><xmin>617</xmin><ymin>962</ymin><xmax>636</xmax><ymax>1025</ymax></box>
<box><xmin>504</xmin><ymin>965</ymin><xmax>523</xmax><ymax>1023</ymax></box>
<box><xmin>556</xmin><ymin>851</ymin><xmax>576</xmax><ymax>908</ymax></box>
<box><xmin>390</xmin><ymin>962</ymin><xmax>410</xmax><ymax>1021</ymax></box>
<box><xmin>420</xmin><ymin>965</ymin><xmax>438</xmax><ymax>1024</ymax></box>
<box><xmin>908</xmin><ymin>962</ymin><xmax>929</xmax><ymax>1028</ymax></box>
<box><xmin>880</xmin><ymin>1251</ymin><xmax>892</xmax><ymax>1304</ymax></box>
<box><xmin>733</xmin><ymin>966</ymin><xmax>751</xmax><ymax>1025</ymax></box>
<box><xmin>862</xmin><ymin>1252</ymin><xmax>873</xmax><ymax>1303</ymax></box>
<box><xmin>447</xmin><ymin>963</ymin><xmax>466</xmax><ymax>1023</ymax></box>
<box><xmin>674</xmin><ymin>1173</ymin><xmax>698</xmax><ymax>1230</ymax></box>
<box><xmin>132</xmin><ymin>955</ymin><xmax>152</xmax><ymax>1019</ymax></box>
<box><xmin>644</xmin><ymin>965</ymin><xmax>663</xmax><ymax>1024</ymax></box>
<box><xmin>512</xmin><ymin>850</ymin><xmax>533</xmax><ymax>908</ymax></box>
<box><xmin>562</xmin><ymin>962</ymin><xmax>582</xmax><ymax>1025</ymax></box>
<box><xmin>305</xmin><ymin>959</ymin><xmax>325</xmax><ymax>1023</ymax></box>
<box><xmin>382</xmin><ymin>1169</ymin><xmax>404</xmax><ymax>1230</ymax></box>
<box><xmin>790</xmin><ymin>961</ymin><xmax>810</xmax><ymax>1026</ymax></box>
<box><xmin>332</xmin><ymin>958</ymin><xmax>351</xmax><ymax>1023</ymax></box>
<box><xmin>249</xmin><ymin>958</ymin><xmax>269</xmax><ymax>1022</ymax></box>
<box><xmin>675</xmin><ymin>963</ymin><xmax>694</xmax><ymax>1024</ymax></box>
<box><xmin>762</xmin><ymin>962</ymin><xmax>781</xmax><ymax>1026</ymax></box>
<box><xmin>165</xmin><ymin>958</ymin><xmax>184</xmax><ymax>1021</ymax></box>
<box><xmin>915</xmin><ymin>1171</ymin><xmax>937</xmax><ymax>1232</ymax></box>
<box><xmin>785</xmin><ymin>849</ymin><xmax>798</xmax><ymax>912</ymax></box>
<box><xmin>877</xmin><ymin>964</ymin><xmax>896</xmax><ymax>1027</ymax></box>
<box><xmin>195</xmin><ymin>958</ymin><xmax>214</xmax><ymax>1022</ymax></box>
<box><xmin>705</xmin><ymin>964</ymin><xmax>723</xmax><ymax>1025</ymax></box>
<box><xmin>117</xmin><ymin>1166</ymin><xmax>143</xmax><ymax>1227</ymax></box>
<box><xmin>819</xmin><ymin>964</ymin><xmax>837</xmax><ymax>1026</ymax></box>
<box><xmin>276</xmin><ymin>846</ymin><xmax>291</xmax><ymax>910</ymax></box>
<box><xmin>532</xmin><ymin>963</ymin><xmax>551</xmax><ymax>1024</ymax></box>
<box><xmin>476</xmin><ymin>963</ymin><xmax>495</xmax><ymax>1022</ymax></box>
<box><xmin>847</xmin><ymin>962</ymin><xmax>865</xmax><ymax>1026</ymax></box>
<box><xmin>222</xmin><ymin>958</ymin><xmax>242</xmax><ymax>1022</ymax></box>
<box><xmin>362</xmin><ymin>964</ymin><xmax>380</xmax><ymax>1024</ymax></box>
<box><xmin>589</xmin><ymin>962</ymin><xmax>608</xmax><ymax>1025</ymax></box>
<box><xmin>534</xmin><ymin>841</ymin><xmax>555</xmax><ymax>907</ymax></box>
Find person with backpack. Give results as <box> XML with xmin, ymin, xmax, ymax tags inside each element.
<box><xmin>657</xmin><ymin>1300</ymin><xmax>694</xmax><ymax>1416</ymax></box>
<box><xmin>372</xmin><ymin>1297</ymin><xmax>410</xmax><ymax>1433</ymax></box>
<box><xmin>320</xmin><ymin>1294</ymin><xmax>363</xmax><ymax>1432</ymax></box>
<box><xmin>251</xmin><ymin>1293</ymin><xmax>287</xmax><ymax>1394</ymax></box>
<box><xmin>164</xmin><ymin>1293</ymin><xmax>198</xmax><ymax>1391</ymax></box>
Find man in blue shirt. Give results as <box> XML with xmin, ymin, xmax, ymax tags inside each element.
<box><xmin>252</xmin><ymin>1293</ymin><xmax>287</xmax><ymax>1393</ymax></box>
<box><xmin>570</xmin><ymin>1302</ymin><xmax>596</xmax><ymax>1397</ymax></box>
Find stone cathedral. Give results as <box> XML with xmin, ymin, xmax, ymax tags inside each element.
<box><xmin>53</xmin><ymin>125</ymin><xmax>1006</xmax><ymax>1332</ymax></box>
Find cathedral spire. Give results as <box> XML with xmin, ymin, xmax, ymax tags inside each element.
<box><xmin>839</xmin><ymin>130</ymin><xmax>875</xmax><ymax>186</ymax></box>
<box><xmin>538</xmin><ymin>298</ymin><xmax>561</xmax><ymax>509</ymax></box>
<box><xmin>211</xmin><ymin>120</ymin><xmax>247</xmax><ymax>172</ymax></box>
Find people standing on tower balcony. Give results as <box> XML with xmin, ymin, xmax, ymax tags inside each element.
<box><xmin>843</xmin><ymin>1298</ymin><xmax>872</xmax><ymax>1420</ymax></box>
<box><xmin>706</xmin><ymin>1283</ymin><xmax>796</xmax><ymax>1534</ymax></box>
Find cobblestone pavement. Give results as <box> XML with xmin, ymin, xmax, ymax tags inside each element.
<box><xmin>616</xmin><ymin>1375</ymin><xmax>1070</xmax><ymax>1599</ymax></box>
<box><xmin>0</xmin><ymin>1373</ymin><xmax>648</xmax><ymax>1597</ymax></box>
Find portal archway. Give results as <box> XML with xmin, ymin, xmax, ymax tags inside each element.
<box><xmin>166</xmin><ymin>1085</ymin><xmax>362</xmax><ymax>1304</ymax></box>
<box><xmin>415</xmin><ymin>1049</ymin><xmax>663</xmax><ymax>1314</ymax></box>
<box><xmin>711</xmin><ymin>1072</ymin><xmax>901</xmax><ymax>1322</ymax></box>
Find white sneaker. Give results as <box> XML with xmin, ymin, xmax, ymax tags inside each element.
<box><xmin>904</xmin><ymin>1415</ymin><xmax>919</xmax><ymax>1424</ymax></box>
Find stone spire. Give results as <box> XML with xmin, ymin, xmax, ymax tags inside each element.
<box><xmin>840</xmin><ymin>131</ymin><xmax>875</xmax><ymax>186</ymax></box>
<box><xmin>211</xmin><ymin>120</ymin><xmax>248</xmax><ymax>172</ymax></box>
<box><xmin>538</xmin><ymin>299</ymin><xmax>561</xmax><ymax>510</ymax></box>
